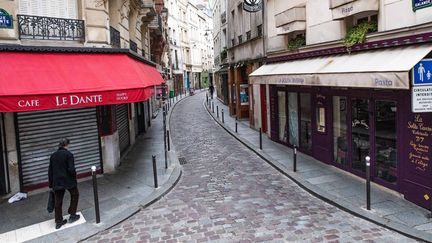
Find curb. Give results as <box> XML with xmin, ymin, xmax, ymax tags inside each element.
<box><xmin>204</xmin><ymin>100</ymin><xmax>432</xmax><ymax>243</ymax></box>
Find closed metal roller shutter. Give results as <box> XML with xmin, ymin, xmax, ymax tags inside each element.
<box><xmin>116</xmin><ymin>104</ymin><xmax>130</xmax><ymax>154</ymax></box>
<box><xmin>17</xmin><ymin>107</ymin><xmax>101</xmax><ymax>189</ymax></box>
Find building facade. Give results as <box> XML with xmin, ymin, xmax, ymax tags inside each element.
<box><xmin>250</xmin><ymin>0</ymin><xmax>432</xmax><ymax>209</ymax></box>
<box><xmin>226</xmin><ymin>0</ymin><xmax>264</xmax><ymax>125</ymax></box>
<box><xmin>213</xmin><ymin>0</ymin><xmax>229</xmax><ymax>104</ymax></box>
<box><xmin>0</xmin><ymin>0</ymin><xmax>167</xmax><ymax>197</ymax></box>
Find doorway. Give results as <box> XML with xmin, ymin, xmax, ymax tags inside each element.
<box><xmin>332</xmin><ymin>96</ymin><xmax>398</xmax><ymax>187</ymax></box>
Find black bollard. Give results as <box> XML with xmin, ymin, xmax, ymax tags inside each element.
<box><xmin>163</xmin><ymin>112</ymin><xmax>168</xmax><ymax>169</ymax></box>
<box><xmin>91</xmin><ymin>166</ymin><xmax>100</xmax><ymax>224</ymax></box>
<box><xmin>217</xmin><ymin>106</ymin><xmax>219</xmax><ymax>118</ymax></box>
<box><xmin>366</xmin><ymin>156</ymin><xmax>371</xmax><ymax>210</ymax></box>
<box><xmin>152</xmin><ymin>155</ymin><xmax>158</xmax><ymax>188</ymax></box>
<box><xmin>167</xmin><ymin>130</ymin><xmax>171</xmax><ymax>151</ymax></box>
<box><xmin>235</xmin><ymin>120</ymin><xmax>238</xmax><ymax>133</ymax></box>
<box><xmin>293</xmin><ymin>146</ymin><xmax>297</xmax><ymax>172</ymax></box>
<box><xmin>259</xmin><ymin>128</ymin><xmax>262</xmax><ymax>150</ymax></box>
<box><xmin>222</xmin><ymin>109</ymin><xmax>224</xmax><ymax>123</ymax></box>
<box><xmin>206</xmin><ymin>93</ymin><xmax>208</xmax><ymax>104</ymax></box>
<box><xmin>212</xmin><ymin>102</ymin><xmax>214</xmax><ymax>113</ymax></box>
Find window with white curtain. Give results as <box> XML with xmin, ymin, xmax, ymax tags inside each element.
<box><xmin>19</xmin><ymin>0</ymin><xmax>78</xmax><ymax>19</ymax></box>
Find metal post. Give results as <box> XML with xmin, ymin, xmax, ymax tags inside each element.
<box><xmin>167</xmin><ymin>130</ymin><xmax>171</xmax><ymax>151</ymax></box>
<box><xmin>235</xmin><ymin>120</ymin><xmax>238</xmax><ymax>133</ymax></box>
<box><xmin>293</xmin><ymin>146</ymin><xmax>297</xmax><ymax>172</ymax></box>
<box><xmin>366</xmin><ymin>156</ymin><xmax>371</xmax><ymax>210</ymax></box>
<box><xmin>152</xmin><ymin>155</ymin><xmax>158</xmax><ymax>188</ymax></box>
<box><xmin>91</xmin><ymin>166</ymin><xmax>100</xmax><ymax>224</ymax></box>
<box><xmin>212</xmin><ymin>102</ymin><xmax>214</xmax><ymax>113</ymax></box>
<box><xmin>217</xmin><ymin>106</ymin><xmax>219</xmax><ymax>118</ymax></box>
<box><xmin>206</xmin><ymin>93</ymin><xmax>208</xmax><ymax>104</ymax></box>
<box><xmin>259</xmin><ymin>128</ymin><xmax>262</xmax><ymax>150</ymax></box>
<box><xmin>222</xmin><ymin>109</ymin><xmax>224</xmax><ymax>123</ymax></box>
<box><xmin>163</xmin><ymin>112</ymin><xmax>168</xmax><ymax>169</ymax></box>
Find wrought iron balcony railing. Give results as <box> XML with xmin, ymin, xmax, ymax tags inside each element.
<box><xmin>17</xmin><ymin>14</ymin><xmax>85</xmax><ymax>41</ymax></box>
<box><xmin>110</xmin><ymin>26</ymin><xmax>120</xmax><ymax>48</ymax></box>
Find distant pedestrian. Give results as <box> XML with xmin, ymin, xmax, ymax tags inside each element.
<box><xmin>48</xmin><ymin>138</ymin><xmax>80</xmax><ymax>229</ymax></box>
<box><xmin>209</xmin><ymin>85</ymin><xmax>215</xmax><ymax>99</ymax></box>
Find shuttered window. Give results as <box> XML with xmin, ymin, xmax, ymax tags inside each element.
<box><xmin>19</xmin><ymin>0</ymin><xmax>78</xmax><ymax>19</ymax></box>
<box><xmin>116</xmin><ymin>104</ymin><xmax>130</xmax><ymax>154</ymax></box>
<box><xmin>17</xmin><ymin>107</ymin><xmax>101</xmax><ymax>189</ymax></box>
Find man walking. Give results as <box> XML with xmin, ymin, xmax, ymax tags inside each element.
<box><xmin>48</xmin><ymin>138</ymin><xmax>80</xmax><ymax>229</ymax></box>
<box><xmin>209</xmin><ymin>85</ymin><xmax>215</xmax><ymax>99</ymax></box>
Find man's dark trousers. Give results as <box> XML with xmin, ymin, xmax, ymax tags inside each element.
<box><xmin>54</xmin><ymin>187</ymin><xmax>79</xmax><ymax>224</ymax></box>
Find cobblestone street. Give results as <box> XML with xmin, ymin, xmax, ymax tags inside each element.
<box><xmin>86</xmin><ymin>93</ymin><xmax>415</xmax><ymax>242</ymax></box>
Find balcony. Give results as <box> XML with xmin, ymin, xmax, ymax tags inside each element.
<box><xmin>275</xmin><ymin>5</ymin><xmax>306</xmax><ymax>35</ymax></box>
<box><xmin>110</xmin><ymin>26</ymin><xmax>120</xmax><ymax>48</ymax></box>
<box><xmin>17</xmin><ymin>14</ymin><xmax>84</xmax><ymax>41</ymax></box>
<box><xmin>330</xmin><ymin>0</ymin><xmax>379</xmax><ymax>20</ymax></box>
<box><xmin>148</xmin><ymin>14</ymin><xmax>163</xmax><ymax>35</ymax></box>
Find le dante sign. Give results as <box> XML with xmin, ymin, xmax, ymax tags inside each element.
<box><xmin>412</xmin><ymin>0</ymin><xmax>432</xmax><ymax>11</ymax></box>
<box><xmin>243</xmin><ymin>0</ymin><xmax>262</xmax><ymax>12</ymax></box>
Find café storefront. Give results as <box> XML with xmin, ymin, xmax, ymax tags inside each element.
<box><xmin>0</xmin><ymin>50</ymin><xmax>163</xmax><ymax>191</ymax></box>
<box><xmin>250</xmin><ymin>45</ymin><xmax>432</xmax><ymax>209</ymax></box>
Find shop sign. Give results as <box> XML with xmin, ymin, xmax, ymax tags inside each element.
<box><xmin>0</xmin><ymin>9</ymin><xmax>13</xmax><ymax>29</ymax></box>
<box><xmin>412</xmin><ymin>86</ymin><xmax>432</xmax><ymax>113</ymax></box>
<box><xmin>412</xmin><ymin>0</ymin><xmax>432</xmax><ymax>11</ymax></box>
<box><xmin>413</xmin><ymin>59</ymin><xmax>432</xmax><ymax>86</ymax></box>
<box><xmin>406</xmin><ymin>114</ymin><xmax>431</xmax><ymax>172</ymax></box>
<box><xmin>243</xmin><ymin>0</ymin><xmax>262</xmax><ymax>13</ymax></box>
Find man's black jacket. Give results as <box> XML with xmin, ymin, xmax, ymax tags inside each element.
<box><xmin>48</xmin><ymin>147</ymin><xmax>77</xmax><ymax>190</ymax></box>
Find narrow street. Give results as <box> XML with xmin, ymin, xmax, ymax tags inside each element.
<box><xmin>87</xmin><ymin>93</ymin><xmax>414</xmax><ymax>242</ymax></box>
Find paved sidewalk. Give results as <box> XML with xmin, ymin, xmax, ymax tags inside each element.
<box><xmin>207</xmin><ymin>94</ymin><xmax>432</xmax><ymax>242</ymax></box>
<box><xmin>0</xmin><ymin>93</ymin><xmax>190</xmax><ymax>242</ymax></box>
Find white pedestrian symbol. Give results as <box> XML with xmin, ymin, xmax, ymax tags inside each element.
<box><xmin>418</xmin><ymin>63</ymin><xmax>426</xmax><ymax>82</ymax></box>
<box><xmin>427</xmin><ymin>70</ymin><xmax>432</xmax><ymax>81</ymax></box>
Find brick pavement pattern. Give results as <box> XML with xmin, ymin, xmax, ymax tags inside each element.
<box><xmin>86</xmin><ymin>93</ymin><xmax>415</xmax><ymax>242</ymax></box>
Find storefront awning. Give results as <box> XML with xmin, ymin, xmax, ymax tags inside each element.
<box><xmin>249</xmin><ymin>45</ymin><xmax>432</xmax><ymax>90</ymax></box>
<box><xmin>0</xmin><ymin>52</ymin><xmax>164</xmax><ymax>112</ymax></box>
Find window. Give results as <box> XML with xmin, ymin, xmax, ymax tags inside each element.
<box><xmin>354</xmin><ymin>14</ymin><xmax>378</xmax><ymax>33</ymax></box>
<box><xmin>246</xmin><ymin>31</ymin><xmax>251</xmax><ymax>40</ymax></box>
<box><xmin>238</xmin><ymin>35</ymin><xmax>243</xmax><ymax>44</ymax></box>
<box><xmin>333</xmin><ymin>96</ymin><xmax>348</xmax><ymax>165</ymax></box>
<box><xmin>19</xmin><ymin>0</ymin><xmax>78</xmax><ymax>19</ymax></box>
<box><xmin>257</xmin><ymin>25</ymin><xmax>262</xmax><ymax>37</ymax></box>
<box><xmin>231</xmin><ymin>38</ymin><xmax>235</xmax><ymax>46</ymax></box>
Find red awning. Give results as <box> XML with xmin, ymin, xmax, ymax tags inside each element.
<box><xmin>0</xmin><ymin>52</ymin><xmax>164</xmax><ymax>112</ymax></box>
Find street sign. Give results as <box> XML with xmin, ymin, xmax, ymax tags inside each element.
<box><xmin>412</xmin><ymin>86</ymin><xmax>432</xmax><ymax>113</ymax></box>
<box><xmin>243</xmin><ymin>0</ymin><xmax>262</xmax><ymax>13</ymax></box>
<box><xmin>0</xmin><ymin>9</ymin><xmax>13</xmax><ymax>29</ymax></box>
<box><xmin>412</xmin><ymin>0</ymin><xmax>432</xmax><ymax>11</ymax></box>
<box><xmin>412</xmin><ymin>59</ymin><xmax>432</xmax><ymax>86</ymax></box>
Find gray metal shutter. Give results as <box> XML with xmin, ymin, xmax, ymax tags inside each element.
<box><xmin>17</xmin><ymin>107</ymin><xmax>101</xmax><ymax>189</ymax></box>
<box><xmin>116</xmin><ymin>104</ymin><xmax>130</xmax><ymax>154</ymax></box>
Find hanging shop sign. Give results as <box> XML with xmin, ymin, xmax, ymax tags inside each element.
<box><xmin>243</xmin><ymin>0</ymin><xmax>262</xmax><ymax>12</ymax></box>
<box><xmin>412</xmin><ymin>0</ymin><xmax>432</xmax><ymax>11</ymax></box>
<box><xmin>0</xmin><ymin>9</ymin><xmax>13</xmax><ymax>29</ymax></box>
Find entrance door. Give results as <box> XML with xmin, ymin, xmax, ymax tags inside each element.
<box><xmin>313</xmin><ymin>94</ymin><xmax>332</xmax><ymax>164</ymax></box>
<box><xmin>136</xmin><ymin>102</ymin><xmax>146</xmax><ymax>134</ymax></box>
<box><xmin>350</xmin><ymin>98</ymin><xmax>370</xmax><ymax>174</ymax></box>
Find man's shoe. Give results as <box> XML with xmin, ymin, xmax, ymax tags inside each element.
<box><xmin>55</xmin><ymin>219</ymin><xmax>67</xmax><ymax>229</ymax></box>
<box><xmin>68</xmin><ymin>214</ymin><xmax>80</xmax><ymax>223</ymax></box>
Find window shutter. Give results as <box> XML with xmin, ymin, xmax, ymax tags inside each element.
<box><xmin>18</xmin><ymin>0</ymin><xmax>77</xmax><ymax>19</ymax></box>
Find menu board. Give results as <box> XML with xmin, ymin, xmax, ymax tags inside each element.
<box><xmin>407</xmin><ymin>114</ymin><xmax>431</xmax><ymax>172</ymax></box>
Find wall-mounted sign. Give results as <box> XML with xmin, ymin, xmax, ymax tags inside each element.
<box><xmin>413</xmin><ymin>59</ymin><xmax>432</xmax><ymax>86</ymax></box>
<box><xmin>0</xmin><ymin>9</ymin><xmax>13</xmax><ymax>29</ymax></box>
<box><xmin>243</xmin><ymin>0</ymin><xmax>262</xmax><ymax>13</ymax></box>
<box><xmin>412</xmin><ymin>0</ymin><xmax>432</xmax><ymax>11</ymax></box>
<box><xmin>412</xmin><ymin>86</ymin><xmax>432</xmax><ymax>112</ymax></box>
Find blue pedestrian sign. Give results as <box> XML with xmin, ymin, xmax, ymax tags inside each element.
<box><xmin>413</xmin><ymin>59</ymin><xmax>432</xmax><ymax>86</ymax></box>
<box><xmin>0</xmin><ymin>9</ymin><xmax>13</xmax><ymax>29</ymax></box>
